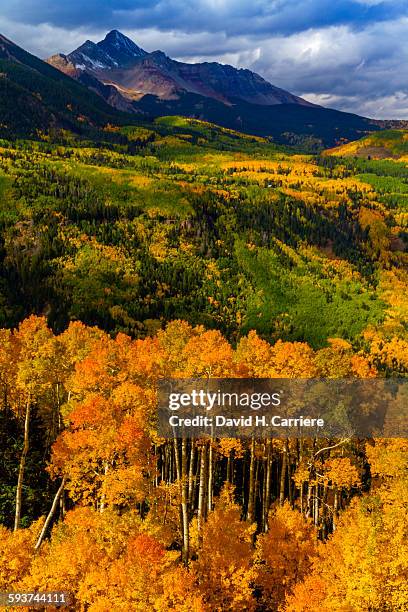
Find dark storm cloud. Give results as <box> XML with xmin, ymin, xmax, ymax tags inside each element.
<box><xmin>0</xmin><ymin>1</ymin><xmax>155</xmax><ymax>29</ymax></box>
<box><xmin>1</xmin><ymin>0</ymin><xmax>407</xmax><ymax>35</ymax></box>
<box><xmin>1</xmin><ymin>0</ymin><xmax>408</xmax><ymax>117</ymax></box>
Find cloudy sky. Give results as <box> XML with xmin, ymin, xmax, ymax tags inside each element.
<box><xmin>1</xmin><ymin>0</ymin><xmax>408</xmax><ymax>118</ymax></box>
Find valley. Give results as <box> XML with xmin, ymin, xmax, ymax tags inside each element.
<box><xmin>0</xmin><ymin>120</ymin><xmax>405</xmax><ymax>353</ymax></box>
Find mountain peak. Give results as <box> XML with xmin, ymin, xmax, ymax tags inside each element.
<box><xmin>104</xmin><ymin>30</ymin><xmax>127</xmax><ymax>43</ymax></box>
<box><xmin>98</xmin><ymin>30</ymin><xmax>146</xmax><ymax>61</ymax></box>
<box><xmin>77</xmin><ymin>40</ymin><xmax>98</xmax><ymax>53</ymax></box>
<box><xmin>59</xmin><ymin>30</ymin><xmax>146</xmax><ymax>72</ymax></box>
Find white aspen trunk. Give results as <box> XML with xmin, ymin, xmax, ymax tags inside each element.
<box><xmin>247</xmin><ymin>437</ymin><xmax>256</xmax><ymax>522</ymax></box>
<box><xmin>188</xmin><ymin>440</ymin><xmax>195</xmax><ymax>508</ymax></box>
<box><xmin>35</xmin><ymin>477</ymin><xmax>66</xmax><ymax>550</ymax></box>
<box><xmin>279</xmin><ymin>439</ymin><xmax>288</xmax><ymax>506</ymax></box>
<box><xmin>264</xmin><ymin>440</ymin><xmax>272</xmax><ymax>531</ymax></box>
<box><xmin>181</xmin><ymin>437</ymin><xmax>189</xmax><ymax>563</ymax></box>
<box><xmin>14</xmin><ymin>401</ymin><xmax>30</xmax><ymax>531</ymax></box>
<box><xmin>207</xmin><ymin>440</ymin><xmax>213</xmax><ymax>513</ymax></box>
<box><xmin>197</xmin><ymin>443</ymin><xmax>207</xmax><ymax>537</ymax></box>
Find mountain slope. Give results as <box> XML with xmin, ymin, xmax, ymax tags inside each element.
<box><xmin>46</xmin><ymin>30</ymin><xmax>384</xmax><ymax>147</ymax></box>
<box><xmin>326</xmin><ymin>129</ymin><xmax>408</xmax><ymax>159</ymax></box>
<box><xmin>0</xmin><ymin>33</ymin><xmax>134</xmax><ymax>137</ymax></box>
<box><xmin>135</xmin><ymin>92</ymin><xmax>380</xmax><ymax>149</ymax></box>
<box><xmin>49</xmin><ymin>30</ymin><xmax>313</xmax><ymax>107</ymax></box>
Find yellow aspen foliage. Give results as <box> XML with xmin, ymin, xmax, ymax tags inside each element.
<box><xmin>364</xmin><ymin>329</ymin><xmax>408</xmax><ymax>374</ymax></box>
<box><xmin>269</xmin><ymin>340</ymin><xmax>318</xmax><ymax>378</ymax></box>
<box><xmin>254</xmin><ymin>503</ymin><xmax>317</xmax><ymax>610</ymax></box>
<box><xmin>192</xmin><ymin>485</ymin><xmax>257</xmax><ymax>611</ymax></box>
<box><xmin>179</xmin><ymin>329</ymin><xmax>234</xmax><ymax>377</ymax></box>
<box><xmin>322</xmin><ymin>457</ymin><xmax>361</xmax><ymax>489</ymax></box>
<box><xmin>316</xmin><ymin>338</ymin><xmax>376</xmax><ymax>378</ymax></box>
<box><xmin>283</xmin><ymin>497</ymin><xmax>381</xmax><ymax>612</ymax></box>
<box><xmin>78</xmin><ymin>533</ymin><xmax>206</xmax><ymax>611</ymax></box>
<box><xmin>0</xmin><ymin>520</ymin><xmax>40</xmax><ymax>589</ymax></box>
<box><xmin>156</xmin><ymin>319</ymin><xmax>196</xmax><ymax>374</ymax></box>
<box><xmin>142</xmin><ymin>481</ymin><xmax>183</xmax><ymax>548</ymax></box>
<box><xmin>365</xmin><ymin>438</ymin><xmax>408</xmax><ymax>480</ymax></box>
<box><xmin>216</xmin><ymin>438</ymin><xmax>245</xmax><ymax>459</ymax></box>
<box><xmin>235</xmin><ymin>330</ymin><xmax>273</xmax><ymax>376</ymax></box>
<box><xmin>284</xmin><ymin>440</ymin><xmax>408</xmax><ymax>611</ymax></box>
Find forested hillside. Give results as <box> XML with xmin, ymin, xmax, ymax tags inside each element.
<box><xmin>0</xmin><ymin>34</ymin><xmax>139</xmax><ymax>138</ymax></box>
<box><xmin>0</xmin><ymin>118</ymin><xmax>406</xmax><ymax>347</ymax></box>
<box><xmin>327</xmin><ymin>128</ymin><xmax>408</xmax><ymax>159</ymax></box>
<box><xmin>0</xmin><ymin>117</ymin><xmax>407</xmax><ymax>611</ymax></box>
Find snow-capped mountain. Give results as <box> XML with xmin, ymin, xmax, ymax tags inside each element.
<box><xmin>48</xmin><ymin>30</ymin><xmax>312</xmax><ymax>107</ymax></box>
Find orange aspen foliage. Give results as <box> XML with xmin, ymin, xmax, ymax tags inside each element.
<box><xmin>179</xmin><ymin>329</ymin><xmax>234</xmax><ymax>377</ymax></box>
<box><xmin>268</xmin><ymin>340</ymin><xmax>318</xmax><ymax>378</ymax></box>
<box><xmin>0</xmin><ymin>519</ymin><xmax>41</xmax><ymax>589</ymax></box>
<box><xmin>192</xmin><ymin>485</ymin><xmax>257</xmax><ymax>611</ymax></box>
<box><xmin>235</xmin><ymin>330</ymin><xmax>273</xmax><ymax>376</ymax></box>
<box><xmin>254</xmin><ymin>503</ymin><xmax>317</xmax><ymax>610</ymax></box>
<box><xmin>316</xmin><ymin>338</ymin><xmax>376</xmax><ymax>378</ymax></box>
<box><xmin>322</xmin><ymin>457</ymin><xmax>361</xmax><ymax>490</ymax></box>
